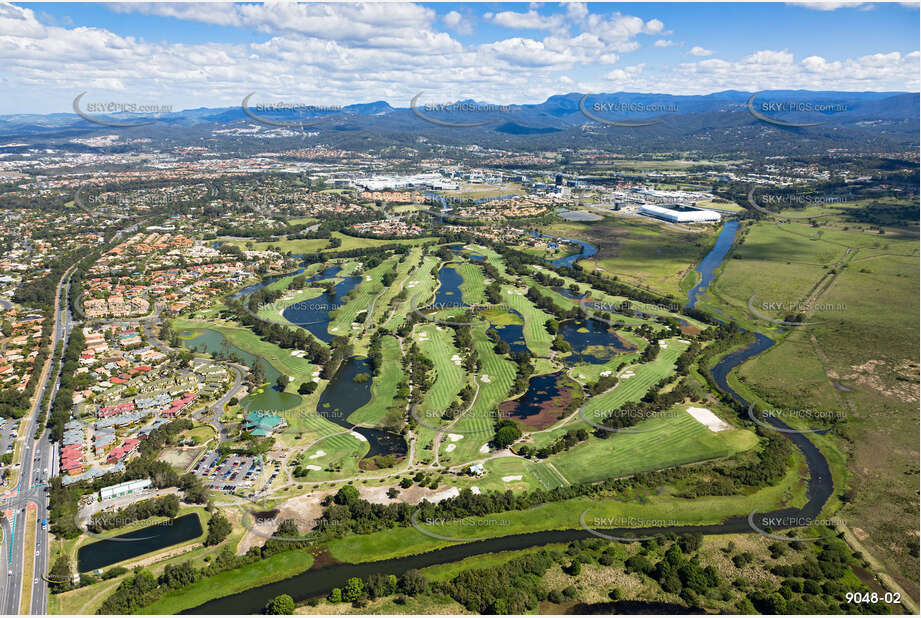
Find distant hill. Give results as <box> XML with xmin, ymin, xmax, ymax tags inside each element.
<box><xmin>0</xmin><ymin>90</ymin><xmax>916</xmax><ymax>155</ymax></box>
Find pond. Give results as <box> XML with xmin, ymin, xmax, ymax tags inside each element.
<box><xmin>281</xmin><ymin>274</ymin><xmax>363</xmax><ymax>343</ymax></box>
<box><xmin>499</xmin><ymin>371</ymin><xmax>581</xmax><ymax>431</ymax></box>
<box><xmin>527</xmin><ymin>231</ymin><xmax>598</xmax><ymax>268</ymax></box>
<box><xmin>180</xmin><ymin>329</ymin><xmax>301</xmax><ymax>413</ymax></box>
<box><xmin>316</xmin><ymin>357</ymin><xmax>407</xmax><ymax>459</ymax></box>
<box><xmin>557</xmin><ymin>318</ymin><xmax>634</xmax><ymax>365</ymax></box>
<box><xmin>77</xmin><ymin>512</ymin><xmax>202</xmax><ymax>572</ymax></box>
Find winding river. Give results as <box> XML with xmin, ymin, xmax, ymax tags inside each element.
<box><xmin>186</xmin><ymin>220</ymin><xmax>832</xmax><ymax>614</ymax></box>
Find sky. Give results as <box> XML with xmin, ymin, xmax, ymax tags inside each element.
<box><xmin>0</xmin><ymin>1</ymin><xmax>918</xmax><ymax>114</ymax></box>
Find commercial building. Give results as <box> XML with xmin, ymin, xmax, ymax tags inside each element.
<box><xmin>98</xmin><ymin>477</ymin><xmax>152</xmax><ymax>501</ymax></box>
<box><xmin>244</xmin><ymin>411</ymin><xmax>286</xmax><ymax>437</ymax></box>
<box><xmin>639</xmin><ymin>204</ymin><xmax>721</xmax><ymax>223</ymax></box>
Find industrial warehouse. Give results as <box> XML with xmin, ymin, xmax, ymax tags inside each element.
<box><xmin>639</xmin><ymin>203</ymin><xmax>722</xmax><ymax>223</ymax></box>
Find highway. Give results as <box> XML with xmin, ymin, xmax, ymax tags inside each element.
<box><xmin>0</xmin><ymin>265</ymin><xmax>74</xmax><ymax>615</ymax></box>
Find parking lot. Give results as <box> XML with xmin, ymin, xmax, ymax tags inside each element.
<box><xmin>193</xmin><ymin>451</ymin><xmax>265</xmax><ymax>493</ymax></box>
<box><xmin>1</xmin><ymin>418</ymin><xmax>18</xmax><ymax>455</ymax></box>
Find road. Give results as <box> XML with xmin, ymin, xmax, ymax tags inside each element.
<box><xmin>0</xmin><ymin>265</ymin><xmax>74</xmax><ymax>615</ymax></box>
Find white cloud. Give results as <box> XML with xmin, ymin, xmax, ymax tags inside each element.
<box><xmin>442</xmin><ymin>10</ymin><xmax>473</xmax><ymax>35</ymax></box>
<box><xmin>689</xmin><ymin>46</ymin><xmax>714</xmax><ymax>57</ymax></box>
<box><xmin>565</xmin><ymin>3</ymin><xmax>589</xmax><ymax>22</ymax></box>
<box><xmin>787</xmin><ymin>1</ymin><xmax>867</xmax><ymax>10</ymax></box>
<box><xmin>488</xmin><ymin>9</ymin><xmax>565</xmax><ymax>30</ymax></box>
<box><xmin>0</xmin><ymin>2</ymin><xmax>915</xmax><ymax>113</ymax></box>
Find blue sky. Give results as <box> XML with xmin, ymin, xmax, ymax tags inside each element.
<box><xmin>1</xmin><ymin>2</ymin><xmax>918</xmax><ymax>114</ymax></box>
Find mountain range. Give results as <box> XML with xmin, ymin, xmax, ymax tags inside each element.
<box><xmin>0</xmin><ymin>90</ymin><xmax>917</xmax><ymax>156</ymax></box>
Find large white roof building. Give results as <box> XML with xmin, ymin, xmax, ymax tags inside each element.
<box><xmin>639</xmin><ymin>204</ymin><xmax>722</xmax><ymax>223</ymax></box>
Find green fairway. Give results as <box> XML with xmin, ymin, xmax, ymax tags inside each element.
<box><xmin>499</xmin><ymin>286</ymin><xmax>555</xmax><ymax>357</ymax></box>
<box><xmin>415</xmin><ymin>324</ymin><xmax>467</xmax><ymax>416</ymax></box>
<box><xmin>551</xmin><ymin>406</ymin><xmax>757</xmax><ymax>485</ymax></box>
<box><xmin>445</xmin><ymin>323</ymin><xmax>518</xmax><ymax>462</ymax></box>
<box><xmin>328</xmin><ymin>256</ymin><xmax>399</xmax><ymax>337</ymax></box>
<box><xmin>173</xmin><ymin>318</ymin><xmax>317</xmax><ymax>384</ymax></box>
<box><xmin>349</xmin><ymin>335</ymin><xmax>404</xmax><ymax>427</ymax></box>
<box><xmin>531</xmin><ymin>337</ymin><xmax>690</xmax><ymax>448</ymax></box>
<box><xmin>384</xmin><ymin>254</ymin><xmax>440</xmax><ymax>330</ymax></box>
<box><xmin>454</xmin><ymin>262</ymin><xmax>487</xmax><ymax>304</ymax></box>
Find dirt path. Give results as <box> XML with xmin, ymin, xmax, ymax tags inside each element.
<box><xmin>77</xmin><ymin>580</ymin><xmax>121</xmax><ymax>614</ymax></box>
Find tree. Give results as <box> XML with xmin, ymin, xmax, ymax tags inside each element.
<box><xmin>298</xmin><ymin>381</ymin><xmax>317</xmax><ymax>395</ymax></box>
<box><xmin>267</xmin><ymin>594</ymin><xmax>295</xmax><ymax>614</ymax></box>
<box><xmin>334</xmin><ymin>485</ymin><xmax>360</xmax><ymax>506</ymax></box>
<box><xmin>276</xmin><ymin>374</ymin><xmax>288</xmax><ymax>391</ymax></box>
<box><xmin>493</xmin><ymin>421</ymin><xmax>522</xmax><ymax>448</ymax></box>
<box><xmin>48</xmin><ymin>556</ymin><xmax>73</xmax><ymax>593</ymax></box>
<box><xmin>343</xmin><ymin>577</ymin><xmax>364</xmax><ymax>602</ymax></box>
<box><xmin>328</xmin><ymin>588</ymin><xmax>342</xmax><ymax>603</ymax></box>
<box><xmin>398</xmin><ymin>569</ymin><xmax>427</xmax><ymax>596</ymax></box>
<box><xmin>205</xmin><ymin>511</ymin><xmax>232</xmax><ymax>546</ymax></box>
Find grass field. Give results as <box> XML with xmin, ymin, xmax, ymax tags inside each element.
<box><xmin>709</xmin><ymin>223</ymin><xmax>848</xmax><ymax>321</ymax></box>
<box><xmin>709</xmin><ymin>221</ymin><xmax>921</xmax><ymax>593</ymax></box>
<box><xmin>545</xmin><ymin>218</ymin><xmax>717</xmax><ymax>298</ymax></box>
<box><xmin>20</xmin><ymin>506</ymin><xmax>37</xmax><ymax>614</ymax></box>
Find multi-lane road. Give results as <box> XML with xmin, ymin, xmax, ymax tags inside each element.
<box><xmin>0</xmin><ymin>266</ymin><xmax>75</xmax><ymax>615</ymax></box>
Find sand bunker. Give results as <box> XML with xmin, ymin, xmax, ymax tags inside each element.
<box><xmin>350</xmin><ymin>431</ymin><xmax>369</xmax><ymax>442</ymax></box>
<box><xmin>479</xmin><ymin>444</ymin><xmax>490</xmax><ymax>454</ymax></box>
<box><xmin>309</xmin><ymin>450</ymin><xmax>326</xmax><ymax>459</ymax></box>
<box><xmin>304</xmin><ymin>464</ymin><xmax>322</xmax><ymax>471</ymax></box>
<box><xmin>502</xmin><ymin>475</ymin><xmax>523</xmax><ymax>482</ymax></box>
<box><xmin>687</xmin><ymin>407</ymin><xmax>732</xmax><ymax>432</ymax></box>
<box><xmin>447</xmin><ymin>433</ymin><xmax>463</xmax><ymax>442</ymax></box>
<box><xmin>445</xmin><ymin>444</ymin><xmax>456</xmax><ymax>453</ymax></box>
<box><xmin>480</xmin><ymin>374</ymin><xmax>491</xmax><ymax>383</ymax></box>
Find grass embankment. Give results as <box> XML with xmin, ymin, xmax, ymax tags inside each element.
<box><xmin>20</xmin><ymin>504</ymin><xmax>37</xmax><ymax>614</ymax></box>
<box><xmin>139</xmin><ymin>550</ymin><xmax>315</xmax><ymax>615</ymax></box>
<box><xmin>327</xmin><ymin>466</ymin><xmax>802</xmax><ymax>565</ymax></box>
